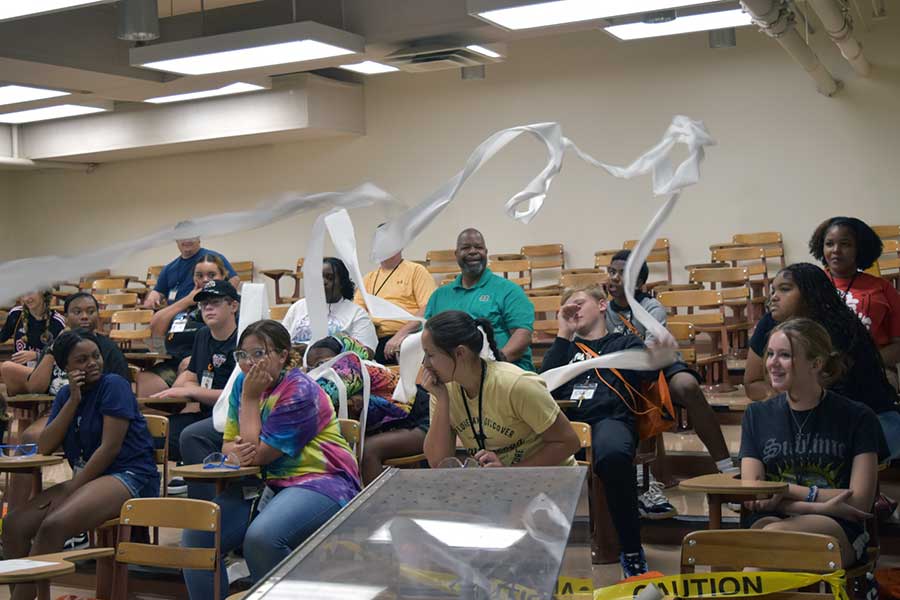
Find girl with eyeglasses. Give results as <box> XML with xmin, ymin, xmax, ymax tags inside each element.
<box><xmin>181</xmin><ymin>320</ymin><xmax>360</xmax><ymax>600</ymax></box>
<box><xmin>2</xmin><ymin>329</ymin><xmax>158</xmax><ymax>600</ymax></box>
<box><xmin>740</xmin><ymin>318</ymin><xmax>884</xmax><ymax>567</ymax></box>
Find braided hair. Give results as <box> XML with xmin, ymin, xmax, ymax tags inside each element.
<box><xmin>778</xmin><ymin>263</ymin><xmax>890</xmax><ymax>391</ymax></box>
<box><xmin>17</xmin><ymin>290</ymin><xmax>55</xmax><ymax>348</ymax></box>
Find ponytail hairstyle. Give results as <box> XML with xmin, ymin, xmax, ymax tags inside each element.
<box><xmin>766</xmin><ymin>317</ymin><xmax>845</xmax><ymax>387</ymax></box>
<box><xmin>424</xmin><ymin>310</ymin><xmax>505</xmax><ymax>362</ymax></box>
<box><xmin>52</xmin><ymin>328</ymin><xmax>100</xmax><ymax>370</ymax></box>
<box><xmin>238</xmin><ymin>319</ymin><xmax>302</xmax><ymax>371</ymax></box>
<box><xmin>194</xmin><ymin>253</ymin><xmax>228</xmax><ymax>280</ymax></box>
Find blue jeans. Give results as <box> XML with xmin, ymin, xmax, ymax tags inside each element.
<box><xmin>878</xmin><ymin>411</ymin><xmax>900</xmax><ymax>461</ymax></box>
<box><xmin>181</xmin><ymin>482</ymin><xmax>341</xmax><ymax>600</ymax></box>
<box><xmin>179</xmin><ymin>416</ymin><xmax>224</xmax><ymax>500</ymax></box>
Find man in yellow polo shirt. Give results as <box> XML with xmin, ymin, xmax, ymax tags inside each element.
<box><xmin>356</xmin><ymin>249</ymin><xmax>436</xmax><ymax>364</ymax></box>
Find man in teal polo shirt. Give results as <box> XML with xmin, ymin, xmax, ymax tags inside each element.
<box><xmin>424</xmin><ymin>228</ymin><xmax>535</xmax><ymax>371</ymax></box>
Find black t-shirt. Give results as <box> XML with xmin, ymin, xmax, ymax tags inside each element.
<box><xmin>46</xmin><ymin>333</ymin><xmax>131</xmax><ymax>395</ymax></box>
<box><xmin>164</xmin><ymin>308</ymin><xmax>206</xmax><ymax>362</ymax></box>
<box><xmin>751</xmin><ymin>311</ymin><xmax>897</xmax><ymax>414</ymax></box>
<box><xmin>187</xmin><ymin>326</ymin><xmax>237</xmax><ymax>416</ymax></box>
<box><xmin>740</xmin><ymin>391</ymin><xmax>887</xmax><ymax>489</ymax></box>
<box><xmin>540</xmin><ymin>332</ymin><xmax>657</xmax><ymax>425</ymax></box>
<box><xmin>0</xmin><ymin>307</ymin><xmax>66</xmax><ymax>353</ymax></box>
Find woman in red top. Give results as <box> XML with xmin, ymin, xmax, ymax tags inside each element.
<box><xmin>809</xmin><ymin>217</ymin><xmax>900</xmax><ymax>377</ymax></box>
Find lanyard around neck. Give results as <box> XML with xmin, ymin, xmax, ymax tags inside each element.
<box><xmin>461</xmin><ymin>360</ymin><xmax>488</xmax><ymax>451</ymax></box>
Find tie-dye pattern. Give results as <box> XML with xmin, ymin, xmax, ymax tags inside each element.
<box><xmin>315</xmin><ymin>352</ymin><xmax>410</xmax><ymax>431</ymax></box>
<box><xmin>224</xmin><ymin>368</ymin><xmax>361</xmax><ymax>506</ymax></box>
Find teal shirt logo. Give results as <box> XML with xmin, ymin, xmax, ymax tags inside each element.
<box><xmin>479</xmin><ymin>294</ymin><xmax>490</xmax><ymax>302</ymax></box>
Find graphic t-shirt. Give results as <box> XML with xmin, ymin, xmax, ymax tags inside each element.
<box><xmin>355</xmin><ymin>260</ymin><xmax>436</xmax><ymax>338</ymax></box>
<box><xmin>605</xmin><ymin>296</ymin><xmax>669</xmax><ymax>345</ymax></box>
<box><xmin>224</xmin><ymin>368</ymin><xmax>361</xmax><ymax>505</ymax></box>
<box><xmin>831</xmin><ymin>272</ymin><xmax>900</xmax><ymax>348</ymax></box>
<box><xmin>187</xmin><ymin>326</ymin><xmax>237</xmax><ymax>415</ymax></box>
<box><xmin>430</xmin><ymin>360</ymin><xmax>575</xmax><ymax>466</ymax></box>
<box><xmin>739</xmin><ymin>391</ymin><xmax>887</xmax><ymax>488</ymax></box>
<box><xmin>750</xmin><ymin>312</ymin><xmax>897</xmax><ymax>414</ymax></box>
<box><xmin>540</xmin><ymin>333</ymin><xmax>658</xmax><ymax>426</ymax></box>
<box><xmin>282</xmin><ymin>298</ymin><xmax>378</xmax><ymax>351</ymax></box>
<box><xmin>153</xmin><ymin>248</ymin><xmax>237</xmax><ymax>302</ymax></box>
<box><xmin>48</xmin><ymin>374</ymin><xmax>159</xmax><ymax>482</ymax></box>
<box><xmin>47</xmin><ymin>334</ymin><xmax>131</xmax><ymax>396</ymax></box>
<box><xmin>425</xmin><ymin>269</ymin><xmax>535</xmax><ymax>371</ymax></box>
<box><xmin>0</xmin><ymin>307</ymin><xmax>66</xmax><ymax>353</ymax></box>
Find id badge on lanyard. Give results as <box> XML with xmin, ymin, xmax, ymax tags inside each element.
<box><xmin>170</xmin><ymin>314</ymin><xmax>188</xmax><ymax>333</ymax></box>
<box><xmin>168</xmin><ymin>289</ymin><xmax>178</xmax><ymax>302</ymax></box>
<box><xmin>201</xmin><ymin>369</ymin><xmax>214</xmax><ymax>389</ymax></box>
<box><xmin>571</xmin><ymin>382</ymin><xmax>598</xmax><ymax>407</ymax></box>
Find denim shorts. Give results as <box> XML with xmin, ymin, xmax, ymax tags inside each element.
<box><xmin>111</xmin><ymin>470</ymin><xmax>161</xmax><ymax>499</ymax></box>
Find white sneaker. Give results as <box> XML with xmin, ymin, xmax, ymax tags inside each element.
<box><xmin>638</xmin><ymin>481</ymin><xmax>678</xmax><ymax>520</ymax></box>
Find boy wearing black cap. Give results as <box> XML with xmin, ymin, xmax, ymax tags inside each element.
<box><xmin>150</xmin><ymin>280</ymin><xmax>239</xmax><ymax>463</ymax></box>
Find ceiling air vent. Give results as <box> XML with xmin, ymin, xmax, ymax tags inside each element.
<box><xmin>383</xmin><ymin>43</ymin><xmax>504</xmax><ymax>73</ymax></box>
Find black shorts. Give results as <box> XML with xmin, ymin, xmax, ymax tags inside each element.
<box><xmin>742</xmin><ymin>510</ymin><xmax>869</xmax><ymax>564</ymax></box>
<box><xmin>370</xmin><ymin>385</ymin><xmax>430</xmax><ymax>434</ymax></box>
<box><xmin>663</xmin><ymin>360</ymin><xmax>702</xmax><ymax>384</ymax></box>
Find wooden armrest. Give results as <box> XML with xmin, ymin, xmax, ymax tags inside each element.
<box><xmin>260</xmin><ymin>269</ymin><xmax>292</xmax><ymax>279</ymax></box>
<box><xmin>39</xmin><ymin>547</ymin><xmax>116</xmax><ymax>562</ymax></box>
<box><xmin>679</xmin><ymin>473</ymin><xmax>787</xmax><ymax>495</ymax></box>
<box><xmin>98</xmin><ymin>518</ymin><xmax>120</xmax><ymax>529</ymax></box>
<box><xmin>383</xmin><ymin>453</ymin><xmax>426</xmax><ymax>467</ymax></box>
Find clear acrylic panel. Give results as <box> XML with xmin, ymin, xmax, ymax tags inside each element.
<box><xmin>245</xmin><ymin>466</ymin><xmax>587</xmax><ymax>600</ymax></box>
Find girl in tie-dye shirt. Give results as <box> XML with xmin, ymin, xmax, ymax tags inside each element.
<box><xmin>183</xmin><ymin>320</ymin><xmax>360</xmax><ymax>600</ymax></box>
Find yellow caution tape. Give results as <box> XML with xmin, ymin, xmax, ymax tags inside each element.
<box><xmin>556</xmin><ymin>576</ymin><xmax>594</xmax><ymax>596</ymax></box>
<box><xmin>399</xmin><ymin>565</ymin><xmax>593</xmax><ymax>599</ymax></box>
<box><xmin>594</xmin><ymin>570</ymin><xmax>848</xmax><ymax>600</ymax></box>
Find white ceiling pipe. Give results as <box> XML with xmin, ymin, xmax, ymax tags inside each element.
<box><xmin>808</xmin><ymin>0</ymin><xmax>870</xmax><ymax>76</ymax></box>
<box><xmin>741</xmin><ymin>0</ymin><xmax>839</xmax><ymax>96</ymax></box>
<box><xmin>0</xmin><ymin>156</ymin><xmax>92</xmax><ymax>170</ymax></box>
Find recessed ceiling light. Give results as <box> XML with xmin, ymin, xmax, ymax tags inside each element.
<box><xmin>144</xmin><ymin>82</ymin><xmax>266</xmax><ymax>104</ymax></box>
<box><xmin>339</xmin><ymin>61</ymin><xmax>399</xmax><ymax>74</ymax></box>
<box><xmin>468</xmin><ymin>0</ymin><xmax>714</xmax><ymax>30</ymax></box>
<box><xmin>0</xmin><ymin>85</ymin><xmax>70</xmax><ymax>107</ymax></box>
<box><xmin>132</xmin><ymin>21</ymin><xmax>364</xmax><ymax>75</ymax></box>
<box><xmin>605</xmin><ymin>9</ymin><xmax>752</xmax><ymax>40</ymax></box>
<box><xmin>0</xmin><ymin>104</ymin><xmax>110</xmax><ymax>124</ymax></box>
<box><xmin>466</xmin><ymin>44</ymin><xmax>502</xmax><ymax>58</ymax></box>
<box><xmin>0</xmin><ymin>1</ymin><xmax>115</xmax><ymax>22</ymax></box>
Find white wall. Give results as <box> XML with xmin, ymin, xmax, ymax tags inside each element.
<box><xmin>5</xmin><ymin>16</ymin><xmax>900</xmax><ymax>301</ymax></box>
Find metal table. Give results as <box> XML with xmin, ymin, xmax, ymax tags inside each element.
<box><xmin>244</xmin><ymin>466</ymin><xmax>587</xmax><ymax>600</ymax></box>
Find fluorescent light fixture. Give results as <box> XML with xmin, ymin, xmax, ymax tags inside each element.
<box><xmin>131</xmin><ymin>21</ymin><xmax>364</xmax><ymax>75</ymax></box>
<box><xmin>466</xmin><ymin>44</ymin><xmax>502</xmax><ymax>58</ymax></box>
<box><xmin>144</xmin><ymin>82</ymin><xmax>265</xmax><ymax>104</ymax></box>
<box><xmin>605</xmin><ymin>9</ymin><xmax>752</xmax><ymax>40</ymax></box>
<box><xmin>339</xmin><ymin>61</ymin><xmax>399</xmax><ymax>74</ymax></box>
<box><xmin>0</xmin><ymin>103</ymin><xmax>110</xmax><ymax>124</ymax></box>
<box><xmin>0</xmin><ymin>0</ymin><xmax>115</xmax><ymax>22</ymax></box>
<box><xmin>468</xmin><ymin>0</ymin><xmax>715</xmax><ymax>30</ymax></box>
<box><xmin>369</xmin><ymin>519</ymin><xmax>527</xmax><ymax>550</ymax></box>
<box><xmin>263</xmin><ymin>582</ymin><xmax>386</xmax><ymax>600</ymax></box>
<box><xmin>0</xmin><ymin>85</ymin><xmax>70</xmax><ymax>107</ymax></box>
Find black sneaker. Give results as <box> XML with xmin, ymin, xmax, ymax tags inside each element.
<box><xmin>64</xmin><ymin>532</ymin><xmax>90</xmax><ymax>551</ymax></box>
<box><xmin>638</xmin><ymin>481</ymin><xmax>678</xmax><ymax>520</ymax></box>
<box><xmin>619</xmin><ymin>548</ymin><xmax>649</xmax><ymax>579</ymax></box>
<box><xmin>167</xmin><ymin>477</ymin><xmax>188</xmax><ymax>495</ymax></box>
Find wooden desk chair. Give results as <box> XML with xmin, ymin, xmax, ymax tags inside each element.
<box><xmin>96</xmin><ymin>293</ymin><xmax>140</xmax><ymax>332</ymax></box>
<box><xmin>877</xmin><ymin>239</ymin><xmax>900</xmax><ymax>290</ymax></box>
<box><xmin>530</xmin><ymin>294</ymin><xmax>561</xmax><ymax>370</ymax></box>
<box><xmin>872</xmin><ymin>225</ymin><xmax>900</xmax><ymax>242</ymax></box>
<box><xmin>711</xmin><ymin>245</ymin><xmax>779</xmax><ymax>306</ymax></box>
<box><xmin>109</xmin><ymin>309</ymin><xmax>153</xmax><ymax>350</ymax></box>
<box><xmin>0</xmin><ymin>548</ymin><xmax>115</xmax><ymax>600</ymax></box>
<box><xmin>689</xmin><ymin>266</ymin><xmax>754</xmax><ymax>351</ymax></box>
<box><xmin>56</xmin><ymin>270</ymin><xmax>113</xmax><ymax>294</ymax></box>
<box><xmin>651</xmin><ymin>283</ymin><xmax>703</xmax><ymax>296</ymax></box>
<box><xmin>522</xmin><ymin>243</ymin><xmax>564</xmax><ymax>289</ymax></box>
<box><xmin>657</xmin><ymin>290</ymin><xmax>730</xmax><ymax>388</ymax></box>
<box><xmin>91</xmin><ymin>278</ymin><xmax>129</xmax><ymax>295</ymax></box>
<box><xmin>561</xmin><ymin>269</ymin><xmax>608</xmax><ymax>290</ymax></box>
<box><xmin>623</xmin><ymin>238</ymin><xmax>672</xmax><ymax>286</ymax></box>
<box><xmin>111</xmin><ymin>498</ymin><xmax>222</xmax><ymax>600</ymax></box>
<box><xmin>731</xmin><ymin>231</ymin><xmax>786</xmax><ymax>269</ymax></box>
<box><xmin>261</xmin><ymin>258</ymin><xmax>304</xmax><ymax>304</ymax></box>
<box><xmin>339</xmin><ymin>418</ymin><xmax>361</xmax><ymax>463</ymax></box>
<box><xmin>594</xmin><ymin>249</ymin><xmax>619</xmax><ymax>270</ymax></box>
<box><xmin>231</xmin><ymin>260</ymin><xmax>254</xmax><ymax>285</ymax></box>
<box><xmin>144</xmin><ymin>265</ymin><xmax>164</xmax><ymax>290</ymax></box>
<box><xmin>269</xmin><ymin>304</ymin><xmax>291</xmax><ymax>322</ymax></box>
<box><xmin>681</xmin><ymin>529</ymin><xmax>875</xmax><ymax>600</ymax></box>
<box><xmin>570</xmin><ymin>421</ymin><xmax>657</xmax><ymax>565</ymax></box>
<box><xmin>425</xmin><ymin>249</ymin><xmax>461</xmax><ymax>285</ymax></box>
<box><xmin>489</xmin><ymin>258</ymin><xmax>532</xmax><ymax>288</ymax></box>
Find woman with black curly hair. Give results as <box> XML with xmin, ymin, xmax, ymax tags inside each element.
<box><xmin>281</xmin><ymin>257</ymin><xmax>377</xmax><ymax>354</ymax></box>
<box><xmin>744</xmin><ymin>263</ymin><xmax>900</xmax><ymax>458</ymax></box>
<box><xmin>809</xmin><ymin>216</ymin><xmax>900</xmax><ymax>369</ymax></box>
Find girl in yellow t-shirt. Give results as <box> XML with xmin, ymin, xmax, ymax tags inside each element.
<box><xmin>421</xmin><ymin>310</ymin><xmax>579</xmax><ymax>468</ymax></box>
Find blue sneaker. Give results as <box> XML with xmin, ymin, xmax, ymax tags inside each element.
<box><xmin>620</xmin><ymin>548</ymin><xmax>649</xmax><ymax>579</ymax></box>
